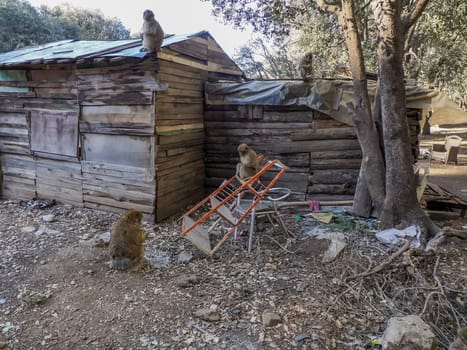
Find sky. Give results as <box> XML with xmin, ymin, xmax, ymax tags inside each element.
<box><xmin>27</xmin><ymin>0</ymin><xmax>254</xmax><ymax>56</ymax></box>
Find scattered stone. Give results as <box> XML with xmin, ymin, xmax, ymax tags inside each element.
<box><xmin>78</xmin><ymin>232</ymin><xmax>111</xmax><ymax>248</ymax></box>
<box><xmin>94</xmin><ymin>232</ymin><xmax>111</xmax><ymax>247</ymax></box>
<box><xmin>42</xmin><ymin>214</ymin><xmax>56</xmax><ymax>223</ymax></box>
<box><xmin>0</xmin><ymin>341</ymin><xmax>7</xmax><ymax>349</ymax></box>
<box><xmin>20</xmin><ymin>226</ymin><xmax>36</xmax><ymax>234</ymax></box>
<box><xmin>175</xmin><ymin>274</ymin><xmax>200</xmax><ymax>288</ymax></box>
<box><xmin>316</xmin><ymin>232</ymin><xmax>347</xmax><ymax>263</ymax></box>
<box><xmin>193</xmin><ymin>308</ymin><xmax>221</xmax><ymax>322</ymax></box>
<box><xmin>177</xmin><ymin>251</ymin><xmax>193</xmax><ymax>264</ymax></box>
<box><xmin>305</xmin><ymin>226</ymin><xmax>330</xmax><ymax>237</ymax></box>
<box><xmin>34</xmin><ymin>225</ymin><xmax>60</xmax><ymax>237</ymax></box>
<box><xmin>34</xmin><ymin>225</ymin><xmax>47</xmax><ymax>237</ymax></box>
<box><xmin>17</xmin><ymin>289</ymin><xmax>51</xmax><ymax>306</ymax></box>
<box><xmin>0</xmin><ymin>322</ymin><xmax>17</xmax><ymax>333</ymax></box>
<box><xmin>294</xmin><ymin>333</ymin><xmax>310</xmax><ymax>342</ymax></box>
<box><xmin>0</xmin><ymin>298</ymin><xmax>6</xmax><ymax>305</ymax></box>
<box><xmin>18</xmin><ymin>197</ymin><xmax>56</xmax><ymax>210</ymax></box>
<box><xmin>145</xmin><ymin>249</ymin><xmax>171</xmax><ymax>269</ymax></box>
<box><xmin>139</xmin><ymin>335</ymin><xmax>159</xmax><ymax>348</ymax></box>
<box><xmin>382</xmin><ymin>315</ymin><xmax>437</xmax><ymax>350</ymax></box>
<box><xmin>262</xmin><ymin>311</ymin><xmax>282</xmax><ymax>327</ymax></box>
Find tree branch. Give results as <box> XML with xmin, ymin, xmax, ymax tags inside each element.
<box><xmin>346</xmin><ymin>241</ymin><xmax>411</xmax><ymax>281</ymax></box>
<box><xmin>316</xmin><ymin>0</ymin><xmax>341</xmax><ymax>14</ymax></box>
<box><xmin>404</xmin><ymin>0</ymin><xmax>430</xmax><ymax>29</ymax></box>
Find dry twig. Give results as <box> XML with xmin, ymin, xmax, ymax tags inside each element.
<box><xmin>346</xmin><ymin>241</ymin><xmax>411</xmax><ymax>281</ymax></box>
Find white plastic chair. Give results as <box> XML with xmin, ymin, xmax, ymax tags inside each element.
<box><xmin>429</xmin><ymin>135</ymin><xmax>462</xmax><ymax>165</ymax></box>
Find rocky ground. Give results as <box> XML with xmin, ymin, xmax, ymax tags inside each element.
<box><xmin>0</xmin><ymin>131</ymin><xmax>466</xmax><ymax>350</ymax></box>
<box><xmin>0</xmin><ymin>194</ymin><xmax>466</xmax><ymax>350</ymax></box>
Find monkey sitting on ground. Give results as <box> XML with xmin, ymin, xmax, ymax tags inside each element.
<box><xmin>299</xmin><ymin>51</ymin><xmax>314</xmax><ymax>81</ymax></box>
<box><xmin>108</xmin><ymin>209</ymin><xmax>148</xmax><ymax>271</ymax></box>
<box><xmin>450</xmin><ymin>326</ymin><xmax>467</xmax><ymax>350</ymax></box>
<box><xmin>140</xmin><ymin>9</ymin><xmax>164</xmax><ymax>53</ymax></box>
<box><xmin>236</xmin><ymin>143</ymin><xmax>261</xmax><ymax>180</ymax></box>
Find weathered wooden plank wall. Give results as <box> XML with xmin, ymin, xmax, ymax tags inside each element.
<box><xmin>155</xmin><ymin>60</ymin><xmax>207</xmax><ymax>220</ymax></box>
<box><xmin>204</xmin><ymin>104</ymin><xmax>362</xmax><ymax>201</ymax></box>
<box><xmin>204</xmin><ymin>101</ymin><xmax>421</xmax><ymax>201</ymax></box>
<box><xmin>77</xmin><ymin>61</ymin><xmax>160</xmax><ymax>220</ymax></box>
<box><xmin>0</xmin><ymin>66</ymin><xmax>79</xmax><ymax>200</ymax></box>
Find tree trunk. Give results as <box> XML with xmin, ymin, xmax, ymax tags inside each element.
<box><xmin>374</xmin><ymin>0</ymin><xmax>437</xmax><ymax>238</ymax></box>
<box><xmin>337</xmin><ymin>0</ymin><xmax>386</xmax><ymax>216</ymax></box>
<box><xmin>351</xmin><ymin>166</ymin><xmax>372</xmax><ymax>217</ymax></box>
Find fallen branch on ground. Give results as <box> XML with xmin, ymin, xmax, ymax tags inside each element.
<box><xmin>346</xmin><ymin>241</ymin><xmax>411</xmax><ymax>281</ymax></box>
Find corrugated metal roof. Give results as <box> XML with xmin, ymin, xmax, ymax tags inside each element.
<box><xmin>0</xmin><ymin>40</ymin><xmax>75</xmax><ymax>64</ymax></box>
<box><xmin>0</xmin><ymin>31</ymin><xmax>211</xmax><ymax>66</ymax></box>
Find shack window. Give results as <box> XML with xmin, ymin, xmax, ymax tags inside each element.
<box><xmin>30</xmin><ymin>110</ymin><xmax>79</xmax><ymax>157</ymax></box>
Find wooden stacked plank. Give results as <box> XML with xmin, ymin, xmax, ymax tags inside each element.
<box><xmin>81</xmin><ymin>161</ymin><xmax>155</xmax><ymax>219</ymax></box>
<box><xmin>28</xmin><ymin>67</ymin><xmax>81</xmax><ymax>204</ymax></box>
<box><xmin>77</xmin><ymin>65</ymin><xmax>166</xmax><ymax>106</ymax></box>
<box><xmin>155</xmin><ymin>60</ymin><xmax>207</xmax><ymax>220</ymax></box>
<box><xmin>205</xmin><ymin>105</ymin><xmax>312</xmax><ymax>199</ymax></box>
<box><xmin>78</xmin><ymin>65</ymin><xmax>158</xmax><ymax>219</ymax></box>
<box><xmin>204</xmin><ymin>103</ymin><xmax>361</xmax><ymax>201</ymax></box>
<box><xmin>207</xmin><ymin>36</ymin><xmax>243</xmax><ymax>77</ymax></box>
<box><xmin>0</xmin><ymin>109</ymin><xmax>29</xmax><ymax>155</ymax></box>
<box><xmin>0</xmin><ymin>154</ymin><xmax>36</xmax><ymax>199</ymax></box>
<box><xmin>36</xmin><ymin>158</ymin><xmax>83</xmax><ymax>207</ymax></box>
<box><xmin>0</xmin><ymin>66</ymin><xmax>80</xmax><ymax>201</ymax></box>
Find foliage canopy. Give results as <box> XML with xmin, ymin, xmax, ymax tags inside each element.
<box><xmin>212</xmin><ymin>0</ymin><xmax>466</xmax><ymax>103</ymax></box>
<box><xmin>0</xmin><ymin>0</ymin><xmax>130</xmax><ymax>53</ymax></box>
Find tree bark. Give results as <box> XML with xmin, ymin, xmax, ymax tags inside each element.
<box><xmin>335</xmin><ymin>0</ymin><xmax>386</xmax><ymax>216</ymax></box>
<box><xmin>374</xmin><ymin>0</ymin><xmax>437</xmax><ymax>238</ymax></box>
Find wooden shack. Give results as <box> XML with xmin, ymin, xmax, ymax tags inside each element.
<box><xmin>204</xmin><ymin>79</ymin><xmax>422</xmax><ymax>201</ymax></box>
<box><xmin>0</xmin><ymin>31</ymin><xmax>243</xmax><ymax>221</ymax></box>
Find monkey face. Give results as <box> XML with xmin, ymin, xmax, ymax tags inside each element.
<box><xmin>238</xmin><ymin>143</ymin><xmax>249</xmax><ymax>156</ymax></box>
<box><xmin>125</xmin><ymin>209</ymin><xmax>143</xmax><ymax>223</ymax></box>
<box><xmin>143</xmin><ymin>9</ymin><xmax>155</xmax><ymax>20</ymax></box>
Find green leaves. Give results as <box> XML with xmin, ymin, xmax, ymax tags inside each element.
<box><xmin>207</xmin><ymin>0</ymin><xmax>465</xmax><ymax>104</ymax></box>
<box><xmin>0</xmin><ymin>0</ymin><xmax>130</xmax><ymax>53</ymax></box>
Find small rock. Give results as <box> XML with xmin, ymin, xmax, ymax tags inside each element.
<box><xmin>262</xmin><ymin>311</ymin><xmax>282</xmax><ymax>327</ymax></box>
<box><xmin>145</xmin><ymin>249</ymin><xmax>171</xmax><ymax>269</ymax></box>
<box><xmin>34</xmin><ymin>225</ymin><xmax>47</xmax><ymax>237</ymax></box>
<box><xmin>17</xmin><ymin>289</ymin><xmax>51</xmax><ymax>306</ymax></box>
<box><xmin>42</xmin><ymin>214</ymin><xmax>56</xmax><ymax>222</ymax></box>
<box><xmin>175</xmin><ymin>274</ymin><xmax>200</xmax><ymax>288</ymax></box>
<box><xmin>317</xmin><ymin>232</ymin><xmax>347</xmax><ymax>263</ymax></box>
<box><xmin>0</xmin><ymin>341</ymin><xmax>7</xmax><ymax>349</ymax></box>
<box><xmin>177</xmin><ymin>251</ymin><xmax>193</xmax><ymax>264</ymax></box>
<box><xmin>194</xmin><ymin>308</ymin><xmax>221</xmax><ymax>322</ymax></box>
<box><xmin>139</xmin><ymin>335</ymin><xmax>158</xmax><ymax>347</ymax></box>
<box><xmin>94</xmin><ymin>232</ymin><xmax>111</xmax><ymax>247</ymax></box>
<box><xmin>21</xmin><ymin>226</ymin><xmax>36</xmax><ymax>234</ymax></box>
<box><xmin>294</xmin><ymin>333</ymin><xmax>310</xmax><ymax>342</ymax></box>
<box><xmin>382</xmin><ymin>315</ymin><xmax>437</xmax><ymax>350</ymax></box>
<box><xmin>0</xmin><ymin>298</ymin><xmax>6</xmax><ymax>305</ymax></box>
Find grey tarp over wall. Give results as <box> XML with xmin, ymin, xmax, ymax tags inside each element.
<box><xmin>206</xmin><ymin>79</ymin><xmax>467</xmax><ymax>126</ymax></box>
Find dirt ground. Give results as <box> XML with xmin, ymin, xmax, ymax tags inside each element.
<box><xmin>0</xmin><ymin>135</ymin><xmax>466</xmax><ymax>350</ymax></box>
